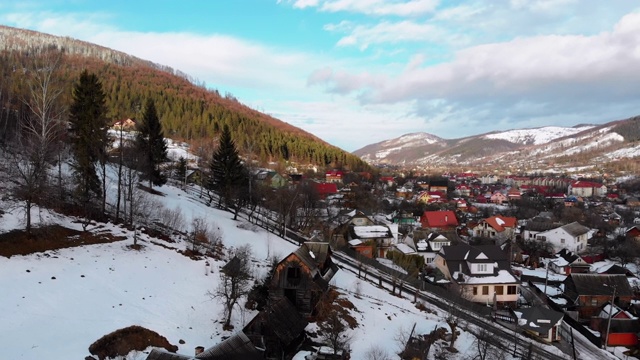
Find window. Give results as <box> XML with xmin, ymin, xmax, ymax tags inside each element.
<box><xmin>473</xmin><ymin>287</ymin><xmax>478</xmax><ymax>295</ymax></box>
<box><xmin>495</xmin><ymin>286</ymin><xmax>504</xmax><ymax>295</ymax></box>
<box><xmin>287</xmin><ymin>267</ymin><xmax>301</xmax><ymax>286</ymax></box>
<box><xmin>478</xmin><ymin>264</ymin><xmax>487</xmax><ymax>272</ymax></box>
<box><xmin>591</xmin><ymin>299</ymin><xmax>598</xmax><ymax>306</ymax></box>
<box><xmin>561</xmin><ymin>238</ymin><xmax>565</xmax><ymax>244</ymax></box>
<box><xmin>482</xmin><ymin>286</ymin><xmax>489</xmax><ymax>295</ymax></box>
<box><xmin>507</xmin><ymin>286</ymin><xmax>517</xmax><ymax>295</ymax></box>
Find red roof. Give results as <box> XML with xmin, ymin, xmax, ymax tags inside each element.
<box><xmin>483</xmin><ymin>216</ymin><xmax>517</xmax><ymax>232</ymax></box>
<box><xmin>421</xmin><ymin>210</ymin><xmax>458</xmax><ymax>228</ymax></box>
<box><xmin>315</xmin><ymin>182</ymin><xmax>338</xmax><ymax>195</ymax></box>
<box><xmin>326</xmin><ymin>170</ymin><xmax>343</xmax><ymax>177</ymax></box>
<box><xmin>571</xmin><ymin>181</ymin><xmax>603</xmax><ymax>188</ymax></box>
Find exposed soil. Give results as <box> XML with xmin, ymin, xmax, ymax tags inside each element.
<box><xmin>88</xmin><ymin>325</ymin><xmax>178</xmax><ymax>360</ymax></box>
<box><xmin>0</xmin><ymin>225</ymin><xmax>127</xmax><ymax>258</ymax></box>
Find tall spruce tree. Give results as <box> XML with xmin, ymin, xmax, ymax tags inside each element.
<box><xmin>68</xmin><ymin>70</ymin><xmax>107</xmax><ymax>227</ymax></box>
<box><xmin>135</xmin><ymin>99</ymin><xmax>168</xmax><ymax>188</ymax></box>
<box><xmin>208</xmin><ymin>125</ymin><xmax>247</xmax><ymax>217</ymax></box>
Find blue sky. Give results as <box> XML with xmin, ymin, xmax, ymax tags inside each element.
<box><xmin>2</xmin><ymin>1</ymin><xmax>640</xmax><ymax>152</ymax></box>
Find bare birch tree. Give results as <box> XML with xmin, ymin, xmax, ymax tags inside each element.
<box><xmin>10</xmin><ymin>50</ymin><xmax>65</xmax><ymax>234</ymax></box>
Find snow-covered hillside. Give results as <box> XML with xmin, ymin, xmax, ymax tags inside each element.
<box><xmin>483</xmin><ymin>125</ymin><xmax>594</xmax><ymax>145</ymax></box>
<box><xmin>0</xmin><ymin>181</ymin><xmax>494</xmax><ymax>360</ymax></box>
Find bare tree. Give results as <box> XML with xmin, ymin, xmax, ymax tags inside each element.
<box><xmin>318</xmin><ymin>305</ymin><xmax>351</xmax><ymax>357</ymax></box>
<box><xmin>364</xmin><ymin>345</ymin><xmax>391</xmax><ymax>360</ymax></box>
<box><xmin>468</xmin><ymin>328</ymin><xmax>507</xmax><ymax>360</ymax></box>
<box><xmin>10</xmin><ymin>50</ymin><xmax>65</xmax><ymax>235</ymax></box>
<box><xmin>444</xmin><ymin>299</ymin><xmax>464</xmax><ymax>350</ymax></box>
<box><xmin>209</xmin><ymin>245</ymin><xmax>252</xmax><ymax>330</ymax></box>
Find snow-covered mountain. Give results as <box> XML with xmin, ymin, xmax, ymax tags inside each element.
<box><xmin>353</xmin><ymin>116</ymin><xmax>640</xmax><ymax>172</ymax></box>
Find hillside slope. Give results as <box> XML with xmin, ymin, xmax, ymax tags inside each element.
<box><xmin>354</xmin><ymin>117</ymin><xmax>640</xmax><ymax>173</ymax></box>
<box><xmin>0</xmin><ymin>25</ymin><xmax>369</xmax><ymax>171</ymax></box>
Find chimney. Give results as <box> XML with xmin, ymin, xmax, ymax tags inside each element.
<box><xmin>195</xmin><ymin>346</ymin><xmax>205</xmax><ymax>355</ymax></box>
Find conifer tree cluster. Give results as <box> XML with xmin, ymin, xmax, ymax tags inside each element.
<box><xmin>68</xmin><ymin>70</ymin><xmax>108</xmax><ymax>221</ymax></box>
<box><xmin>135</xmin><ymin>99</ymin><xmax>168</xmax><ymax>188</ymax></box>
<box><xmin>207</xmin><ymin>125</ymin><xmax>248</xmax><ymax>218</ymax></box>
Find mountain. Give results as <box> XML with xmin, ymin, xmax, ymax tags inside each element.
<box><xmin>353</xmin><ymin>117</ymin><xmax>640</xmax><ymax>173</ymax></box>
<box><xmin>0</xmin><ymin>25</ymin><xmax>370</xmax><ymax>171</ymax></box>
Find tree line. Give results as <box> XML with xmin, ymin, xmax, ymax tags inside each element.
<box><xmin>0</xmin><ymin>48</ymin><xmax>370</xmax><ymax>172</ymax></box>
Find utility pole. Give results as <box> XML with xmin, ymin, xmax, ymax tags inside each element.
<box><xmin>605</xmin><ymin>284</ymin><xmax>617</xmax><ymax>351</ymax></box>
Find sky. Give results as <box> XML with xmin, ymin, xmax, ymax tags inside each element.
<box><xmin>1</xmin><ymin>1</ymin><xmax>640</xmax><ymax>152</ymax></box>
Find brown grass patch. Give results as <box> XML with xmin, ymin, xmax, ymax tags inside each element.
<box><xmin>88</xmin><ymin>325</ymin><xmax>178</xmax><ymax>360</ymax></box>
<box><xmin>0</xmin><ymin>225</ymin><xmax>127</xmax><ymax>258</ymax></box>
<box><xmin>315</xmin><ymin>287</ymin><xmax>359</xmax><ymax>329</ymax></box>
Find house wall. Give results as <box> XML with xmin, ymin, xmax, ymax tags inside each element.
<box><xmin>462</xmin><ymin>283</ymin><xmax>519</xmax><ymax>305</ymax></box>
<box><xmin>607</xmin><ymin>333</ymin><xmax>639</xmax><ymax>346</ymax></box>
<box><xmin>270</xmin><ymin>256</ymin><xmax>322</xmax><ymax>316</ymax></box>
<box><xmin>577</xmin><ymin>295</ymin><xmax>633</xmax><ymax>319</ymax></box>
<box><xmin>537</xmin><ymin>228</ymin><xmax>587</xmax><ymax>253</ymax></box>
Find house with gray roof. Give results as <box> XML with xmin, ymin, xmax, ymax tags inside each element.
<box><xmin>146</xmin><ymin>331</ymin><xmax>261</xmax><ymax>360</ymax></box>
<box><xmin>270</xmin><ymin>242</ymin><xmax>338</xmax><ymax>317</ymax></box>
<box><xmin>434</xmin><ymin>243</ymin><xmax>520</xmax><ymax>308</ymax></box>
<box><xmin>515</xmin><ymin>306</ymin><xmax>564</xmax><ymax>343</ymax></box>
<box><xmin>533</xmin><ymin>221</ymin><xmax>591</xmax><ymax>254</ymax></box>
<box><xmin>563</xmin><ymin>273</ymin><xmax>634</xmax><ymax>319</ymax></box>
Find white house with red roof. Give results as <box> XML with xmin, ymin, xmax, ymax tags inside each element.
<box><xmin>470</xmin><ymin>215</ymin><xmax>517</xmax><ymax>243</ymax></box>
<box><xmin>420</xmin><ymin>210</ymin><xmax>458</xmax><ymax>231</ymax></box>
<box><xmin>568</xmin><ymin>181</ymin><xmax>607</xmax><ymax>197</ymax></box>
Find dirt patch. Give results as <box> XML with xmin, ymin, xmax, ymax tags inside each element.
<box><xmin>88</xmin><ymin>325</ymin><xmax>178</xmax><ymax>360</ymax></box>
<box><xmin>0</xmin><ymin>225</ymin><xmax>127</xmax><ymax>258</ymax></box>
<box><xmin>315</xmin><ymin>287</ymin><xmax>359</xmax><ymax>329</ymax></box>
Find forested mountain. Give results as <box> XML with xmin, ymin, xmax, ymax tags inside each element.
<box><xmin>0</xmin><ymin>25</ymin><xmax>369</xmax><ymax>171</ymax></box>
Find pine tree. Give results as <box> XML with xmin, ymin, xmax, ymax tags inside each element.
<box><xmin>207</xmin><ymin>125</ymin><xmax>247</xmax><ymax>216</ymax></box>
<box><xmin>135</xmin><ymin>99</ymin><xmax>168</xmax><ymax>188</ymax></box>
<box><xmin>68</xmin><ymin>70</ymin><xmax>108</xmax><ymax>228</ymax></box>
<box><xmin>176</xmin><ymin>156</ymin><xmax>187</xmax><ymax>186</ymax></box>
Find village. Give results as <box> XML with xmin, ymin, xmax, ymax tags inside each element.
<box><xmin>138</xmin><ymin>153</ymin><xmax>640</xmax><ymax>360</ymax></box>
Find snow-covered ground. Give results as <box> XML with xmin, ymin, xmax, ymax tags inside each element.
<box><xmin>0</xmin><ymin>180</ymin><xmax>495</xmax><ymax>360</ymax></box>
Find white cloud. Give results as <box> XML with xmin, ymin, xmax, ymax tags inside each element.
<box><xmin>283</xmin><ymin>0</ymin><xmax>439</xmax><ymax>16</ymax></box>
<box><xmin>321</xmin><ymin>0</ymin><xmax>439</xmax><ymax>16</ymax></box>
<box><xmin>326</xmin><ymin>20</ymin><xmax>465</xmax><ymax>50</ymax></box>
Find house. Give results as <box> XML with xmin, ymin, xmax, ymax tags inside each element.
<box><xmin>434</xmin><ymin>243</ymin><xmax>520</xmax><ymax>308</ymax></box>
<box><xmin>590</xmin><ymin>302</ymin><xmax>640</xmax><ymax>347</ymax></box>
<box><xmin>490</xmin><ymin>192</ymin><xmax>508</xmax><ymax>204</ymax></box>
<box><xmin>520</xmin><ymin>217</ymin><xmax>558</xmax><ymax>242</ymax></box>
<box><xmin>507</xmin><ymin>188</ymin><xmax>521</xmax><ymax>201</ymax></box>
<box><xmin>415</xmin><ymin>232</ymin><xmax>451</xmax><ymax>266</ymax></box>
<box><xmin>563</xmin><ymin>274</ymin><xmax>634</xmax><ymax>319</ymax></box>
<box><xmin>325</xmin><ymin>170</ymin><xmax>344</xmax><ymax>183</ymax></box>
<box><xmin>568</xmin><ymin>181</ymin><xmax>607</xmax><ymax>197</ymax></box>
<box><xmin>112</xmin><ymin>118</ymin><xmax>136</xmax><ymax>130</ymax></box>
<box><xmin>420</xmin><ymin>210</ymin><xmax>458</xmax><ymax>232</ymax></box>
<box><xmin>533</xmin><ymin>221</ymin><xmax>591</xmax><ymax>254</ymax></box>
<box><xmin>429</xmin><ymin>179</ymin><xmax>449</xmax><ymax>194</ymax></box>
<box><xmin>547</xmin><ymin>250</ymin><xmax>590</xmax><ymax>275</ymax></box>
<box><xmin>254</xmin><ymin>170</ymin><xmax>288</xmax><ymax>188</ymax></box>
<box><xmin>391</xmin><ymin>211</ymin><xmax>419</xmax><ymax>227</ymax></box>
<box><xmin>470</xmin><ymin>215</ymin><xmax>517</xmax><ymax>244</ymax></box>
<box><xmin>313</xmin><ymin>182</ymin><xmax>338</xmax><ymax>199</ymax></box>
<box><xmin>243</xmin><ymin>298</ymin><xmax>308</xmax><ymax>359</ymax></box>
<box><xmin>515</xmin><ymin>306</ymin><xmax>564</xmax><ymax>343</ymax></box>
<box><xmin>416</xmin><ymin>191</ymin><xmax>444</xmax><ymax>204</ymax></box>
<box><xmin>454</xmin><ymin>184</ymin><xmax>471</xmax><ymax>197</ymax></box>
<box><xmin>347</xmin><ymin>224</ymin><xmax>395</xmax><ymax>258</ymax></box>
<box><xmin>626</xmin><ymin>225</ymin><xmax>640</xmax><ymax>241</ymax></box>
<box><xmin>270</xmin><ymin>242</ymin><xmax>338</xmax><ymax>317</ymax></box>
<box><xmin>146</xmin><ymin>331</ymin><xmax>261</xmax><ymax>360</ymax></box>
